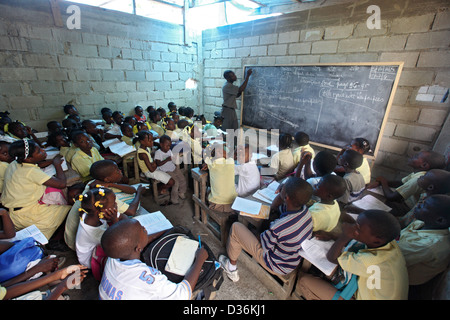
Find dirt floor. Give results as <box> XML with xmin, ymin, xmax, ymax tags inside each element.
<box><xmin>50</xmin><ymin>186</ymin><xmax>297</xmax><ymax>301</ymax></box>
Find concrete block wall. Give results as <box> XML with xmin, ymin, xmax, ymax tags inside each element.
<box><xmin>0</xmin><ymin>0</ymin><xmax>201</xmax><ymax>131</ymax></box>
<box><xmin>202</xmin><ymin>0</ymin><xmax>450</xmax><ymax>180</ymax></box>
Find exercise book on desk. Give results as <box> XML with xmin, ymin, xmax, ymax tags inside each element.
<box><xmin>165</xmin><ymin>236</ymin><xmax>199</xmax><ymax>276</ymax></box>
<box><xmin>299</xmin><ymin>238</ymin><xmax>337</xmax><ymax>276</ymax></box>
<box><xmin>252</xmin><ymin>180</ymin><xmax>280</xmax><ymax>204</ymax></box>
<box><xmin>133</xmin><ymin>211</ymin><xmax>173</xmax><ymax>235</ymax></box>
<box><xmin>232</xmin><ymin>197</ymin><xmax>270</xmax><ymax>220</ymax></box>
<box><xmin>352</xmin><ymin>194</ymin><xmax>392</xmax><ymax>212</ymax></box>
<box><xmin>108</xmin><ymin>141</ymin><xmax>136</xmax><ymax>157</ymax></box>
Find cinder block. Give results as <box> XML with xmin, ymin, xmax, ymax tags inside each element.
<box><xmin>128</xmin><ymin>92</ymin><xmax>147</xmax><ymax>103</ymax></box>
<box><xmin>151</xmin><ymin>42</ymin><xmax>168</xmax><ymax>52</ymax></box>
<box><xmin>394</xmin><ymin>124</ymin><xmax>436</xmax><ymax>142</ymax></box>
<box><xmin>405</xmin><ymin>31</ymin><xmax>450</xmax><ymax>50</ymax></box>
<box><xmin>82</xmin><ymin>33</ymin><xmax>108</xmax><ymax>46</ymax></box>
<box><xmin>0</xmin><ymin>83</ymin><xmax>22</xmax><ymax>95</ymax></box>
<box><xmin>9</xmin><ymin>96</ymin><xmax>43</xmax><ymax>109</ymax></box>
<box><xmin>259</xmin><ymin>34</ymin><xmax>277</xmax><ymax>45</ymax></box>
<box><xmin>170</xmin><ymin>62</ymin><xmax>185</xmax><ymax>72</ymax></box>
<box><xmin>288</xmin><ymin>43</ymin><xmax>311</xmax><ymax>55</ymax></box>
<box><xmin>75</xmin><ymin>70</ymin><xmax>102</xmax><ymax>81</ymax></box>
<box><xmin>125</xmin><ymin>71</ymin><xmax>146</xmax><ymax>81</ymax></box>
<box><xmin>417</xmin><ymin>51</ymin><xmax>450</xmax><ymax>68</ymax></box>
<box><xmin>161</xmin><ymin>52</ymin><xmax>177</xmax><ymax>62</ymax></box>
<box><xmin>155</xmin><ymin>81</ymin><xmax>171</xmax><ymax>91</ymax></box>
<box><xmin>145</xmin><ymin>71</ymin><xmax>163</xmax><ymax>81</ymax></box>
<box><xmin>275</xmin><ymin>56</ymin><xmax>297</xmax><ymax>64</ymax></box>
<box><xmin>137</xmin><ymin>82</ymin><xmax>155</xmax><ymax>92</ymax></box>
<box><xmin>324</xmin><ymin>25</ymin><xmax>353</xmax><ymax>39</ymax></box>
<box><xmin>31</xmin><ymin>81</ymin><xmax>64</xmax><ymax>94</ymax></box>
<box><xmin>168</xmin><ymin>44</ymin><xmax>183</xmax><ymax>53</ymax></box>
<box><xmin>58</xmin><ymin>56</ymin><xmax>87</xmax><ymax>69</ymax></box>
<box><xmin>380</xmin><ymin>52</ymin><xmax>419</xmax><ymax>68</ymax></box>
<box><xmin>353</xmin><ymin>21</ymin><xmax>388</xmax><ymax>38</ymax></box>
<box><xmin>153</xmin><ymin>62</ymin><xmax>170</xmax><ymax>72</ymax></box>
<box><xmin>134</xmin><ymin>60</ymin><xmax>150</xmax><ymax>71</ymax></box>
<box><xmin>78</xmin><ymin>93</ymin><xmax>105</xmax><ymax>105</ymax></box>
<box><xmin>108</xmin><ymin>36</ymin><xmax>130</xmax><ymax>48</ymax></box>
<box><xmin>91</xmin><ymin>82</ymin><xmax>116</xmax><ymax>93</ymax></box>
<box><xmin>311</xmin><ymin>40</ymin><xmax>338</xmax><ymax>54</ymax></box>
<box><xmin>63</xmin><ymin>82</ymin><xmax>91</xmax><ymax>94</ymax></box>
<box><xmin>379</xmin><ymin>137</ymin><xmax>409</xmax><ymax>155</ymax></box>
<box><xmin>87</xmin><ymin>58</ymin><xmax>111</xmax><ymax>70</ymax></box>
<box><xmin>258</xmin><ymin>56</ymin><xmax>276</xmax><ymax>65</ymax></box>
<box><xmin>278</xmin><ymin>31</ymin><xmax>299</xmax><ymax>43</ymax></box>
<box><xmin>244</xmin><ymin>36</ymin><xmax>259</xmax><ymax>47</ymax></box>
<box><xmin>222</xmin><ymin>49</ymin><xmax>236</xmax><ymax>58</ymax></box>
<box><xmin>393</xmin><ymin>88</ymin><xmax>410</xmax><ymax>105</ymax></box>
<box><xmin>17</xmin><ymin>25</ymin><xmax>53</xmax><ymax>40</ymax></box>
<box><xmin>102</xmin><ymin>70</ymin><xmax>125</xmax><ymax>81</ymax></box>
<box><xmin>23</xmin><ymin>54</ymin><xmax>59</xmax><ymax>68</ymax></box>
<box><xmin>382</xmin><ymin>121</ymin><xmax>396</xmax><ymax>137</ymax></box>
<box><xmin>418</xmin><ymin>109</ymin><xmax>448</xmax><ymax>126</ymax></box>
<box><xmin>70</xmin><ymin>43</ymin><xmax>98</xmax><ymax>57</ymax></box>
<box><xmin>337</xmin><ymin>38</ymin><xmax>368</xmax><ymax>53</ymax></box>
<box><xmin>229</xmin><ymin>38</ymin><xmax>243</xmax><ymax>48</ymax></box>
<box><xmin>250</xmin><ymin>46</ymin><xmax>267</xmax><ymax>56</ymax></box>
<box><xmin>268</xmin><ymin>44</ymin><xmax>287</xmax><ymax>56</ymax></box>
<box><xmin>36</xmin><ymin>68</ymin><xmax>68</xmax><ymax>81</ymax></box>
<box><xmin>0</xmin><ymin>36</ymin><xmax>28</xmax><ymax>51</ymax></box>
<box><xmin>29</xmin><ymin>39</ymin><xmax>63</xmax><ymax>54</ymax></box>
<box><xmin>368</xmin><ymin>35</ymin><xmax>407</xmax><ymax>52</ymax></box>
<box><xmin>391</xmin><ymin>13</ymin><xmax>435</xmax><ymax>34</ymax></box>
<box><xmin>433</xmin><ymin>10</ymin><xmax>450</xmax><ymax>30</ymax></box>
<box><xmin>112</xmin><ymin>59</ymin><xmax>133</xmax><ymax>70</ymax></box>
<box><xmin>398</xmin><ymin>70</ymin><xmax>434</xmax><ymax>87</ymax></box>
<box><xmin>345</xmin><ymin>53</ymin><xmax>379</xmax><ymax>63</ymax></box>
<box><xmin>320</xmin><ymin>54</ymin><xmax>346</xmax><ymax>63</ymax></box>
<box><xmin>105</xmin><ymin>92</ymin><xmax>128</xmax><ymax>103</ymax></box>
<box><xmin>115</xmin><ymin>81</ymin><xmax>136</xmax><ymax>92</ymax></box>
<box><xmin>388</xmin><ymin>105</ymin><xmax>420</xmax><ymax>122</ymax></box>
<box><xmin>163</xmin><ymin>72</ymin><xmax>179</xmax><ymax>81</ymax></box>
<box><xmin>300</xmin><ymin>29</ymin><xmax>323</xmax><ymax>41</ymax></box>
<box><xmin>296</xmin><ymin>55</ymin><xmax>320</xmax><ymax>64</ymax></box>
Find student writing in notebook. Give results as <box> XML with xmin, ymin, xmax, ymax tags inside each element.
<box><xmin>99</xmin><ymin>219</ymin><xmax>208</xmax><ymax>300</ymax></box>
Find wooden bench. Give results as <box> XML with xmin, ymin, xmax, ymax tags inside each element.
<box><xmin>191</xmin><ymin>167</ymin><xmax>236</xmax><ymax>247</ymax></box>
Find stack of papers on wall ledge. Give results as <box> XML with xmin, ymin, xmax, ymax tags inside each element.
<box><xmin>352</xmin><ymin>194</ymin><xmax>392</xmax><ymax>212</ymax></box>
<box><xmin>231</xmin><ymin>197</ymin><xmax>270</xmax><ymax>220</ymax></box>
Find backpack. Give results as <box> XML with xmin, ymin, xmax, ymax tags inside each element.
<box><xmin>141</xmin><ymin>226</ymin><xmax>223</xmax><ymax>300</ymax></box>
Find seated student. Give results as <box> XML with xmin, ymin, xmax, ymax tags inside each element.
<box><xmin>47</xmin><ymin>130</ymin><xmax>78</xmax><ymax>163</ymax></box>
<box><xmin>297</xmin><ymin>209</ymin><xmax>408</xmax><ymax>300</ymax></box>
<box><xmin>184</xmin><ymin>107</ymin><xmax>194</xmax><ymax>124</ymax></box>
<box><xmin>234</xmin><ymin>144</ymin><xmax>260</xmax><ymax>197</ymax></box>
<box><xmin>203</xmin><ymin>112</ymin><xmax>224</xmax><ymax>137</ymax></box>
<box><xmin>0</xmin><ymin>263</ymin><xmax>88</xmax><ymax>300</ymax></box>
<box><xmin>220</xmin><ymin>177</ymin><xmax>313</xmax><ymax>281</ymax></box>
<box><xmin>75</xmin><ymin>187</ymin><xmax>126</xmax><ymax>278</ymax></box>
<box><xmin>335</xmin><ymin>138</ymin><xmax>372</xmax><ymax>185</ymax></box>
<box><xmin>67</xmin><ymin>114</ymin><xmax>82</xmax><ymax>129</ymax></box>
<box><xmin>82</xmin><ymin>120</ymin><xmax>105</xmax><ymax>151</ymax></box>
<box><xmin>170</xmin><ymin>112</ymin><xmax>180</xmax><ymax>129</ymax></box>
<box><xmin>181</xmin><ymin>123</ymin><xmax>203</xmax><ymax>166</ymax></box>
<box><xmin>336</xmin><ymin>149</ymin><xmax>365</xmax><ymax>205</ymax></box>
<box><xmin>5</xmin><ymin>121</ymin><xmax>43</xmax><ymax>148</ymax></box>
<box><xmin>175</xmin><ymin>119</ymin><xmax>188</xmax><ymax>138</ymax></box>
<box><xmin>309</xmin><ymin>174</ymin><xmax>346</xmax><ymax>233</ymax></box>
<box><xmin>369</xmin><ymin>150</ymin><xmax>445</xmax><ymax>215</ymax></box>
<box><xmin>397</xmin><ymin>168</ymin><xmax>450</xmax><ymax>228</ymax></box>
<box><xmin>120</xmin><ymin>123</ymin><xmax>135</xmax><ymax>146</ymax></box>
<box><xmin>399</xmin><ymin>195</ymin><xmax>450</xmax><ymax>293</ymax></box>
<box><xmin>178</xmin><ymin>106</ymin><xmax>186</xmax><ymax>121</ymax></box>
<box><xmin>62</xmin><ymin>118</ymin><xmax>78</xmax><ymax>137</ymax></box>
<box><xmin>0</xmin><ymin>141</ymin><xmax>12</xmax><ymax>196</ymax></box>
<box><xmin>101</xmin><ymin>110</ymin><xmax>115</xmax><ymax>132</ymax></box>
<box><xmin>46</xmin><ymin>121</ymin><xmax>63</xmax><ymax>135</ymax></box>
<box><xmin>156</xmin><ymin>107</ymin><xmax>167</xmax><ymax>122</ymax></box>
<box><xmin>292</xmin><ymin>131</ymin><xmax>315</xmax><ymax>166</ymax></box>
<box><xmin>64</xmin><ymin>160</ymin><xmax>145</xmax><ymax>251</ymax></box>
<box><xmin>70</xmin><ymin>131</ymin><xmax>105</xmax><ymax>182</ymax></box>
<box><xmin>148</xmin><ymin>110</ymin><xmax>164</xmax><ymax>137</ymax></box>
<box><xmin>63</xmin><ymin>104</ymin><xmax>79</xmax><ymax>119</ymax></box>
<box><xmin>134</xmin><ymin>131</ymin><xmax>175</xmax><ymax>203</ymax></box>
<box><xmin>201</xmin><ymin>144</ymin><xmax>237</xmax><ymax>213</ymax></box>
<box><xmin>133</xmin><ymin>121</ymin><xmax>151</xmax><ymax>137</ymax></box>
<box><xmin>168</xmin><ymin>101</ymin><xmax>177</xmax><ymax>114</ymax></box>
<box><xmin>1</xmin><ymin>140</ymin><xmax>70</xmax><ymax>241</ymax></box>
<box><xmin>154</xmin><ymin>135</ymin><xmax>186</xmax><ymax>204</ymax></box>
<box><xmin>99</xmin><ymin>219</ymin><xmax>208</xmax><ymax>300</ymax></box>
<box><xmin>269</xmin><ymin>133</ymin><xmax>295</xmax><ymax>181</ymax></box>
<box><xmin>134</xmin><ymin>106</ymin><xmax>147</xmax><ymax>123</ymax></box>
<box><xmin>161</xmin><ymin>117</ymin><xmax>179</xmax><ymax>142</ymax></box>
<box><xmin>295</xmin><ymin>150</ymin><xmax>337</xmax><ymax>191</ymax></box>
<box><xmin>104</xmin><ymin>111</ymin><xmax>124</xmax><ymax>140</ymax></box>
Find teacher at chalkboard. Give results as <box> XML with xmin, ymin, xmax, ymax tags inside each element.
<box><xmin>221</xmin><ymin>68</ymin><xmax>252</xmax><ymax>130</ymax></box>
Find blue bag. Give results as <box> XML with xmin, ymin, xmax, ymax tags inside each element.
<box><xmin>0</xmin><ymin>237</ymin><xmax>44</xmax><ymax>283</ymax></box>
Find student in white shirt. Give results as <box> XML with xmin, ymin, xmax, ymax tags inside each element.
<box><xmin>99</xmin><ymin>219</ymin><xmax>208</xmax><ymax>300</ymax></box>
<box><xmin>235</xmin><ymin>144</ymin><xmax>260</xmax><ymax>197</ymax></box>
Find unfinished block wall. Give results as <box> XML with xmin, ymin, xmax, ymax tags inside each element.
<box><xmin>0</xmin><ymin>0</ymin><xmax>201</xmax><ymax>131</ymax></box>
<box><xmin>201</xmin><ymin>0</ymin><xmax>450</xmax><ymax>179</ymax></box>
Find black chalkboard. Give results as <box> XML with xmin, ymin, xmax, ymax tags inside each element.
<box><xmin>241</xmin><ymin>63</ymin><xmax>403</xmax><ymax>157</ymax></box>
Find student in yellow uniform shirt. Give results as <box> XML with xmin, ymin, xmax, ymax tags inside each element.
<box><xmin>70</xmin><ymin>131</ymin><xmax>104</xmax><ymax>182</ymax></box>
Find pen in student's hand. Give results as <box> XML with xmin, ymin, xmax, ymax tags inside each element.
<box><xmin>198</xmin><ymin>235</ymin><xmax>201</xmax><ymax>248</ymax></box>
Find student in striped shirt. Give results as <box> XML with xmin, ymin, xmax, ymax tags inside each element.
<box><xmin>219</xmin><ymin>177</ymin><xmax>314</xmax><ymax>281</ymax></box>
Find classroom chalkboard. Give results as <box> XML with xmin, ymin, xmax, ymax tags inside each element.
<box><xmin>241</xmin><ymin>63</ymin><xmax>403</xmax><ymax>158</ymax></box>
